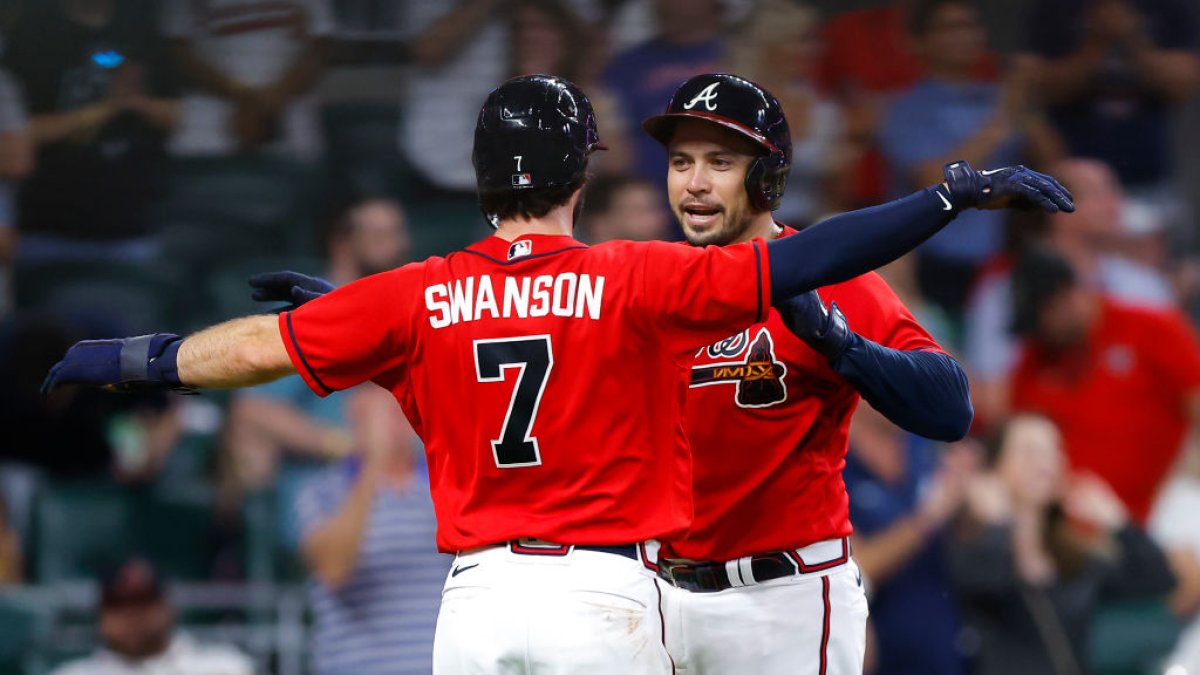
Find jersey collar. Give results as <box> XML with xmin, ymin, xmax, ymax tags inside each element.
<box><xmin>465</xmin><ymin>234</ymin><xmax>588</xmax><ymax>265</ymax></box>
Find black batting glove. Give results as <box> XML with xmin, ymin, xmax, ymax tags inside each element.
<box><xmin>248</xmin><ymin>271</ymin><xmax>335</xmax><ymax>312</ymax></box>
<box><xmin>942</xmin><ymin>160</ymin><xmax>1075</xmax><ymax>213</ymax></box>
<box><xmin>776</xmin><ymin>290</ymin><xmax>853</xmax><ymax>363</ymax></box>
<box><xmin>41</xmin><ymin>333</ymin><xmax>194</xmax><ymax>395</ymax></box>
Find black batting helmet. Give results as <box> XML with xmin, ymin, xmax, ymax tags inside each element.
<box><xmin>642</xmin><ymin>73</ymin><xmax>792</xmax><ymax>212</ymax></box>
<box><xmin>473</xmin><ymin>74</ymin><xmax>603</xmax><ymax>200</ymax></box>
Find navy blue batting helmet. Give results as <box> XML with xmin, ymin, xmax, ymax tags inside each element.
<box><xmin>642</xmin><ymin>73</ymin><xmax>792</xmax><ymax>212</ymax></box>
<box><xmin>473</xmin><ymin>75</ymin><xmax>603</xmax><ymax>199</ymax></box>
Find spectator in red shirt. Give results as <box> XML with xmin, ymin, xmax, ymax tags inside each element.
<box><xmin>1009</xmin><ymin>246</ymin><xmax>1200</xmax><ymax>523</ymax></box>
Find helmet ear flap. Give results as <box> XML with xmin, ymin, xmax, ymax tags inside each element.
<box><xmin>744</xmin><ymin>153</ymin><xmax>789</xmax><ymax>212</ymax></box>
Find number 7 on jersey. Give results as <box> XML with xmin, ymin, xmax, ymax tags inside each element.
<box><xmin>473</xmin><ymin>336</ymin><xmax>554</xmax><ymax>468</ymax></box>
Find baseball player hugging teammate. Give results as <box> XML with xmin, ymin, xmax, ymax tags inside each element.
<box><xmin>43</xmin><ymin>73</ymin><xmax>1073</xmax><ymax>674</ymax></box>
<box><xmin>645</xmin><ymin>73</ymin><xmax>978</xmax><ymax>674</ymax></box>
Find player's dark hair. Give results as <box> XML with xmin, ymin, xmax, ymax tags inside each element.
<box><xmin>479</xmin><ymin>175</ymin><xmax>587</xmax><ymax>224</ymax></box>
<box><xmin>908</xmin><ymin>0</ymin><xmax>977</xmax><ymax>36</ymax></box>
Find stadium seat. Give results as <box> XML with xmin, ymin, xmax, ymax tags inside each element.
<box><xmin>1090</xmin><ymin>598</ymin><xmax>1182</xmax><ymax>675</ymax></box>
<box><xmin>205</xmin><ymin>255</ymin><xmax>325</xmax><ymax>323</ymax></box>
<box><xmin>31</xmin><ymin>480</ymin><xmax>132</xmax><ymax>582</ymax></box>
<box><xmin>320</xmin><ymin>100</ymin><xmax>413</xmax><ymax>203</ymax></box>
<box><xmin>13</xmin><ymin>259</ymin><xmax>174</xmax><ymax>336</ymax></box>
<box><xmin>156</xmin><ymin>155</ymin><xmax>322</xmax><ymax>270</ymax></box>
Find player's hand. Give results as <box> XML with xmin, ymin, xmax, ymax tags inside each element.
<box><xmin>248</xmin><ymin>270</ymin><xmax>334</xmax><ymax>312</ymax></box>
<box><xmin>775</xmin><ymin>290</ymin><xmax>853</xmax><ymax>362</ymax></box>
<box><xmin>943</xmin><ymin>160</ymin><xmax>1075</xmax><ymax>213</ymax></box>
<box><xmin>41</xmin><ymin>334</ymin><xmax>192</xmax><ymax>395</ymax></box>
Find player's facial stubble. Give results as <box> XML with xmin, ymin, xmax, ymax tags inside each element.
<box><xmin>667</xmin><ymin>121</ymin><xmax>761</xmax><ymax>247</ymax></box>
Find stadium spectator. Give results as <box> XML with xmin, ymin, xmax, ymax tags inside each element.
<box><xmin>3</xmin><ymin>0</ymin><xmax>179</xmax><ymax>264</ymax></box>
<box><xmin>725</xmin><ymin>0</ymin><xmax>847</xmax><ymax>226</ymax></box>
<box><xmin>844</xmin><ymin>403</ymin><xmax>974</xmax><ymax>675</ymax></box>
<box><xmin>1149</xmin><ymin>452</ymin><xmax>1200</xmax><ymax>674</ymax></box>
<box><xmin>296</xmin><ymin>384</ymin><xmax>448</xmax><ymax>675</ymax></box>
<box><xmin>50</xmin><ymin>557</ymin><xmax>254</xmax><ymax>675</ymax></box>
<box><xmin>0</xmin><ymin>495</ymin><xmax>22</xmax><ymax>585</ymax></box>
<box><xmin>579</xmin><ymin>175</ymin><xmax>670</xmax><ymax>243</ymax></box>
<box><xmin>399</xmin><ymin>0</ymin><xmax>596</xmax><ymax>200</ymax></box>
<box><xmin>880</xmin><ymin>0</ymin><xmax>1064</xmax><ymax>315</ymax></box>
<box><xmin>0</xmin><ymin>66</ymin><xmax>32</xmax><ymax>317</ymax></box>
<box><xmin>221</xmin><ymin>197</ymin><xmax>410</xmax><ymax>543</ymax></box>
<box><xmin>599</xmin><ymin>0</ymin><xmax>725</xmax><ymax>183</ymax></box>
<box><xmin>161</xmin><ymin>0</ymin><xmax>333</xmax><ymax>160</ymax></box>
<box><xmin>965</xmin><ymin>158</ymin><xmax>1175</xmax><ymax>427</ymax></box>
<box><xmin>1023</xmin><ymin>0</ymin><xmax>1200</xmax><ymax>197</ymax></box>
<box><xmin>817</xmin><ymin>0</ymin><xmax>998</xmax><ymax>209</ymax></box>
<box><xmin>949</xmin><ymin>414</ymin><xmax>1175</xmax><ymax>675</ymax></box>
<box><xmin>508</xmin><ymin>0</ymin><xmax>629</xmax><ymax>176</ymax></box>
<box><xmin>1009</xmin><ymin>246</ymin><xmax>1200</xmax><ymax>524</ymax></box>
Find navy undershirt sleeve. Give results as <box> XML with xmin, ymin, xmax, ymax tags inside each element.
<box><xmin>832</xmin><ymin>334</ymin><xmax>973</xmax><ymax>442</ymax></box>
<box><xmin>766</xmin><ymin>188</ymin><xmax>954</xmax><ymax>302</ymax></box>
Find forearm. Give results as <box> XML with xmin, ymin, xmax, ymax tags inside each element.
<box><xmin>408</xmin><ymin>0</ymin><xmax>498</xmax><ymax>67</ymax></box>
<box><xmin>170</xmin><ymin>41</ymin><xmax>246</xmax><ymax>99</ymax></box>
<box><xmin>236</xmin><ymin>396</ymin><xmax>350</xmax><ymax>458</ymax></box>
<box><xmin>131</xmin><ymin>97</ymin><xmax>181</xmax><ymax>131</ymax></box>
<box><xmin>29</xmin><ymin>106</ymin><xmax>110</xmax><ymax>144</ymax></box>
<box><xmin>177</xmin><ymin>315</ymin><xmax>295</xmax><ymax>388</ymax></box>
<box><xmin>302</xmin><ymin>473</ymin><xmax>377</xmax><ymax>588</ymax></box>
<box><xmin>767</xmin><ymin>188</ymin><xmax>954</xmax><ymax>300</ymax></box>
<box><xmin>913</xmin><ymin>121</ymin><xmax>1010</xmax><ymax>187</ymax></box>
<box><xmin>833</xmin><ymin>340</ymin><xmax>972</xmax><ymax>441</ymax></box>
<box><xmin>1028</xmin><ymin>45</ymin><xmax>1108</xmax><ymax>105</ymax></box>
<box><xmin>1127</xmin><ymin>46</ymin><xmax>1200</xmax><ymax>103</ymax></box>
<box><xmin>852</xmin><ymin>516</ymin><xmax>936</xmax><ymax>587</ymax></box>
<box><xmin>267</xmin><ymin>40</ymin><xmax>329</xmax><ymax>101</ymax></box>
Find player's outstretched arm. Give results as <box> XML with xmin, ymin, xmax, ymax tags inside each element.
<box><xmin>778</xmin><ymin>291</ymin><xmax>972</xmax><ymax>441</ymax></box>
<box><xmin>41</xmin><ymin>315</ymin><xmax>295</xmax><ymax>394</ymax></box>
<box><xmin>765</xmin><ymin>161</ymin><xmax>1074</xmax><ymax>302</ymax></box>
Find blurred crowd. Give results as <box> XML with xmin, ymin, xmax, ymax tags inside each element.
<box><xmin>0</xmin><ymin>0</ymin><xmax>1198</xmax><ymax>673</ymax></box>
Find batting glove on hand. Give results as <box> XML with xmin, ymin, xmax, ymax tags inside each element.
<box><xmin>776</xmin><ymin>290</ymin><xmax>853</xmax><ymax>363</ymax></box>
<box><xmin>248</xmin><ymin>271</ymin><xmax>334</xmax><ymax>311</ymax></box>
<box><xmin>41</xmin><ymin>333</ymin><xmax>193</xmax><ymax>395</ymax></box>
<box><xmin>943</xmin><ymin>160</ymin><xmax>1075</xmax><ymax>213</ymax></box>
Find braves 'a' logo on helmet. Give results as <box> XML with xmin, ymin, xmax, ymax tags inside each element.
<box><xmin>690</xmin><ymin>328</ymin><xmax>787</xmax><ymax>408</ymax></box>
<box><xmin>682</xmin><ymin>82</ymin><xmax>720</xmax><ymax>111</ymax></box>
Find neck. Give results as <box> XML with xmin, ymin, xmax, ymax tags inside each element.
<box><xmin>494</xmin><ymin>197</ymin><xmax>578</xmax><ymax>242</ymax></box>
<box><xmin>733</xmin><ymin>212</ymin><xmax>782</xmax><ymax>244</ymax></box>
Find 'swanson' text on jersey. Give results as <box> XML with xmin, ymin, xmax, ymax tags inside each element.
<box><xmin>425</xmin><ymin>273</ymin><xmax>606</xmax><ymax>328</ymax></box>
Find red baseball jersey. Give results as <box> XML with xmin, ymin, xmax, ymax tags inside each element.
<box><xmin>279</xmin><ymin>233</ymin><xmax>770</xmax><ymax>552</ymax></box>
<box><xmin>663</xmin><ymin>228</ymin><xmax>942</xmax><ymax>561</ymax></box>
<box><xmin>1012</xmin><ymin>299</ymin><xmax>1200</xmax><ymax>523</ymax></box>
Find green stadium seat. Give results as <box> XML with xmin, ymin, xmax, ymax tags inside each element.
<box><xmin>13</xmin><ymin>260</ymin><xmax>174</xmax><ymax>335</ymax></box>
<box><xmin>32</xmin><ymin>481</ymin><xmax>132</xmax><ymax>582</ymax></box>
<box><xmin>1090</xmin><ymin>598</ymin><xmax>1182</xmax><ymax>675</ymax></box>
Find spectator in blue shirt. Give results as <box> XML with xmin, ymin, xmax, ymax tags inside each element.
<box><xmin>1024</xmin><ymin>0</ymin><xmax>1200</xmax><ymax>192</ymax></box>
<box><xmin>844</xmin><ymin>403</ymin><xmax>976</xmax><ymax>675</ymax></box>
<box><xmin>296</xmin><ymin>385</ymin><xmax>450</xmax><ymax>675</ymax></box>
<box><xmin>880</xmin><ymin>0</ymin><xmax>1064</xmax><ymax>315</ymax></box>
<box><xmin>599</xmin><ymin>0</ymin><xmax>725</xmax><ymax>184</ymax></box>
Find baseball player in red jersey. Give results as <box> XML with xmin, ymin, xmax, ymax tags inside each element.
<box><xmin>643</xmin><ymin>74</ymin><xmax>977</xmax><ymax>674</ymax></box>
<box><xmin>42</xmin><ymin>74</ymin><xmax>1071</xmax><ymax>674</ymax></box>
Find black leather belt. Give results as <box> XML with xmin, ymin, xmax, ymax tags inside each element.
<box><xmin>659</xmin><ymin>552</ymin><xmax>799</xmax><ymax>593</ymax></box>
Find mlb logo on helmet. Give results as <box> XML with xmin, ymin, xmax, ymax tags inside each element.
<box><xmin>512</xmin><ymin>173</ymin><xmax>533</xmax><ymax>187</ymax></box>
<box><xmin>507</xmin><ymin>240</ymin><xmax>532</xmax><ymax>260</ymax></box>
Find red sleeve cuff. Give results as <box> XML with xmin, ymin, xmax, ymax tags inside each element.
<box><xmin>278</xmin><ymin>311</ymin><xmax>335</xmax><ymax>398</ymax></box>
